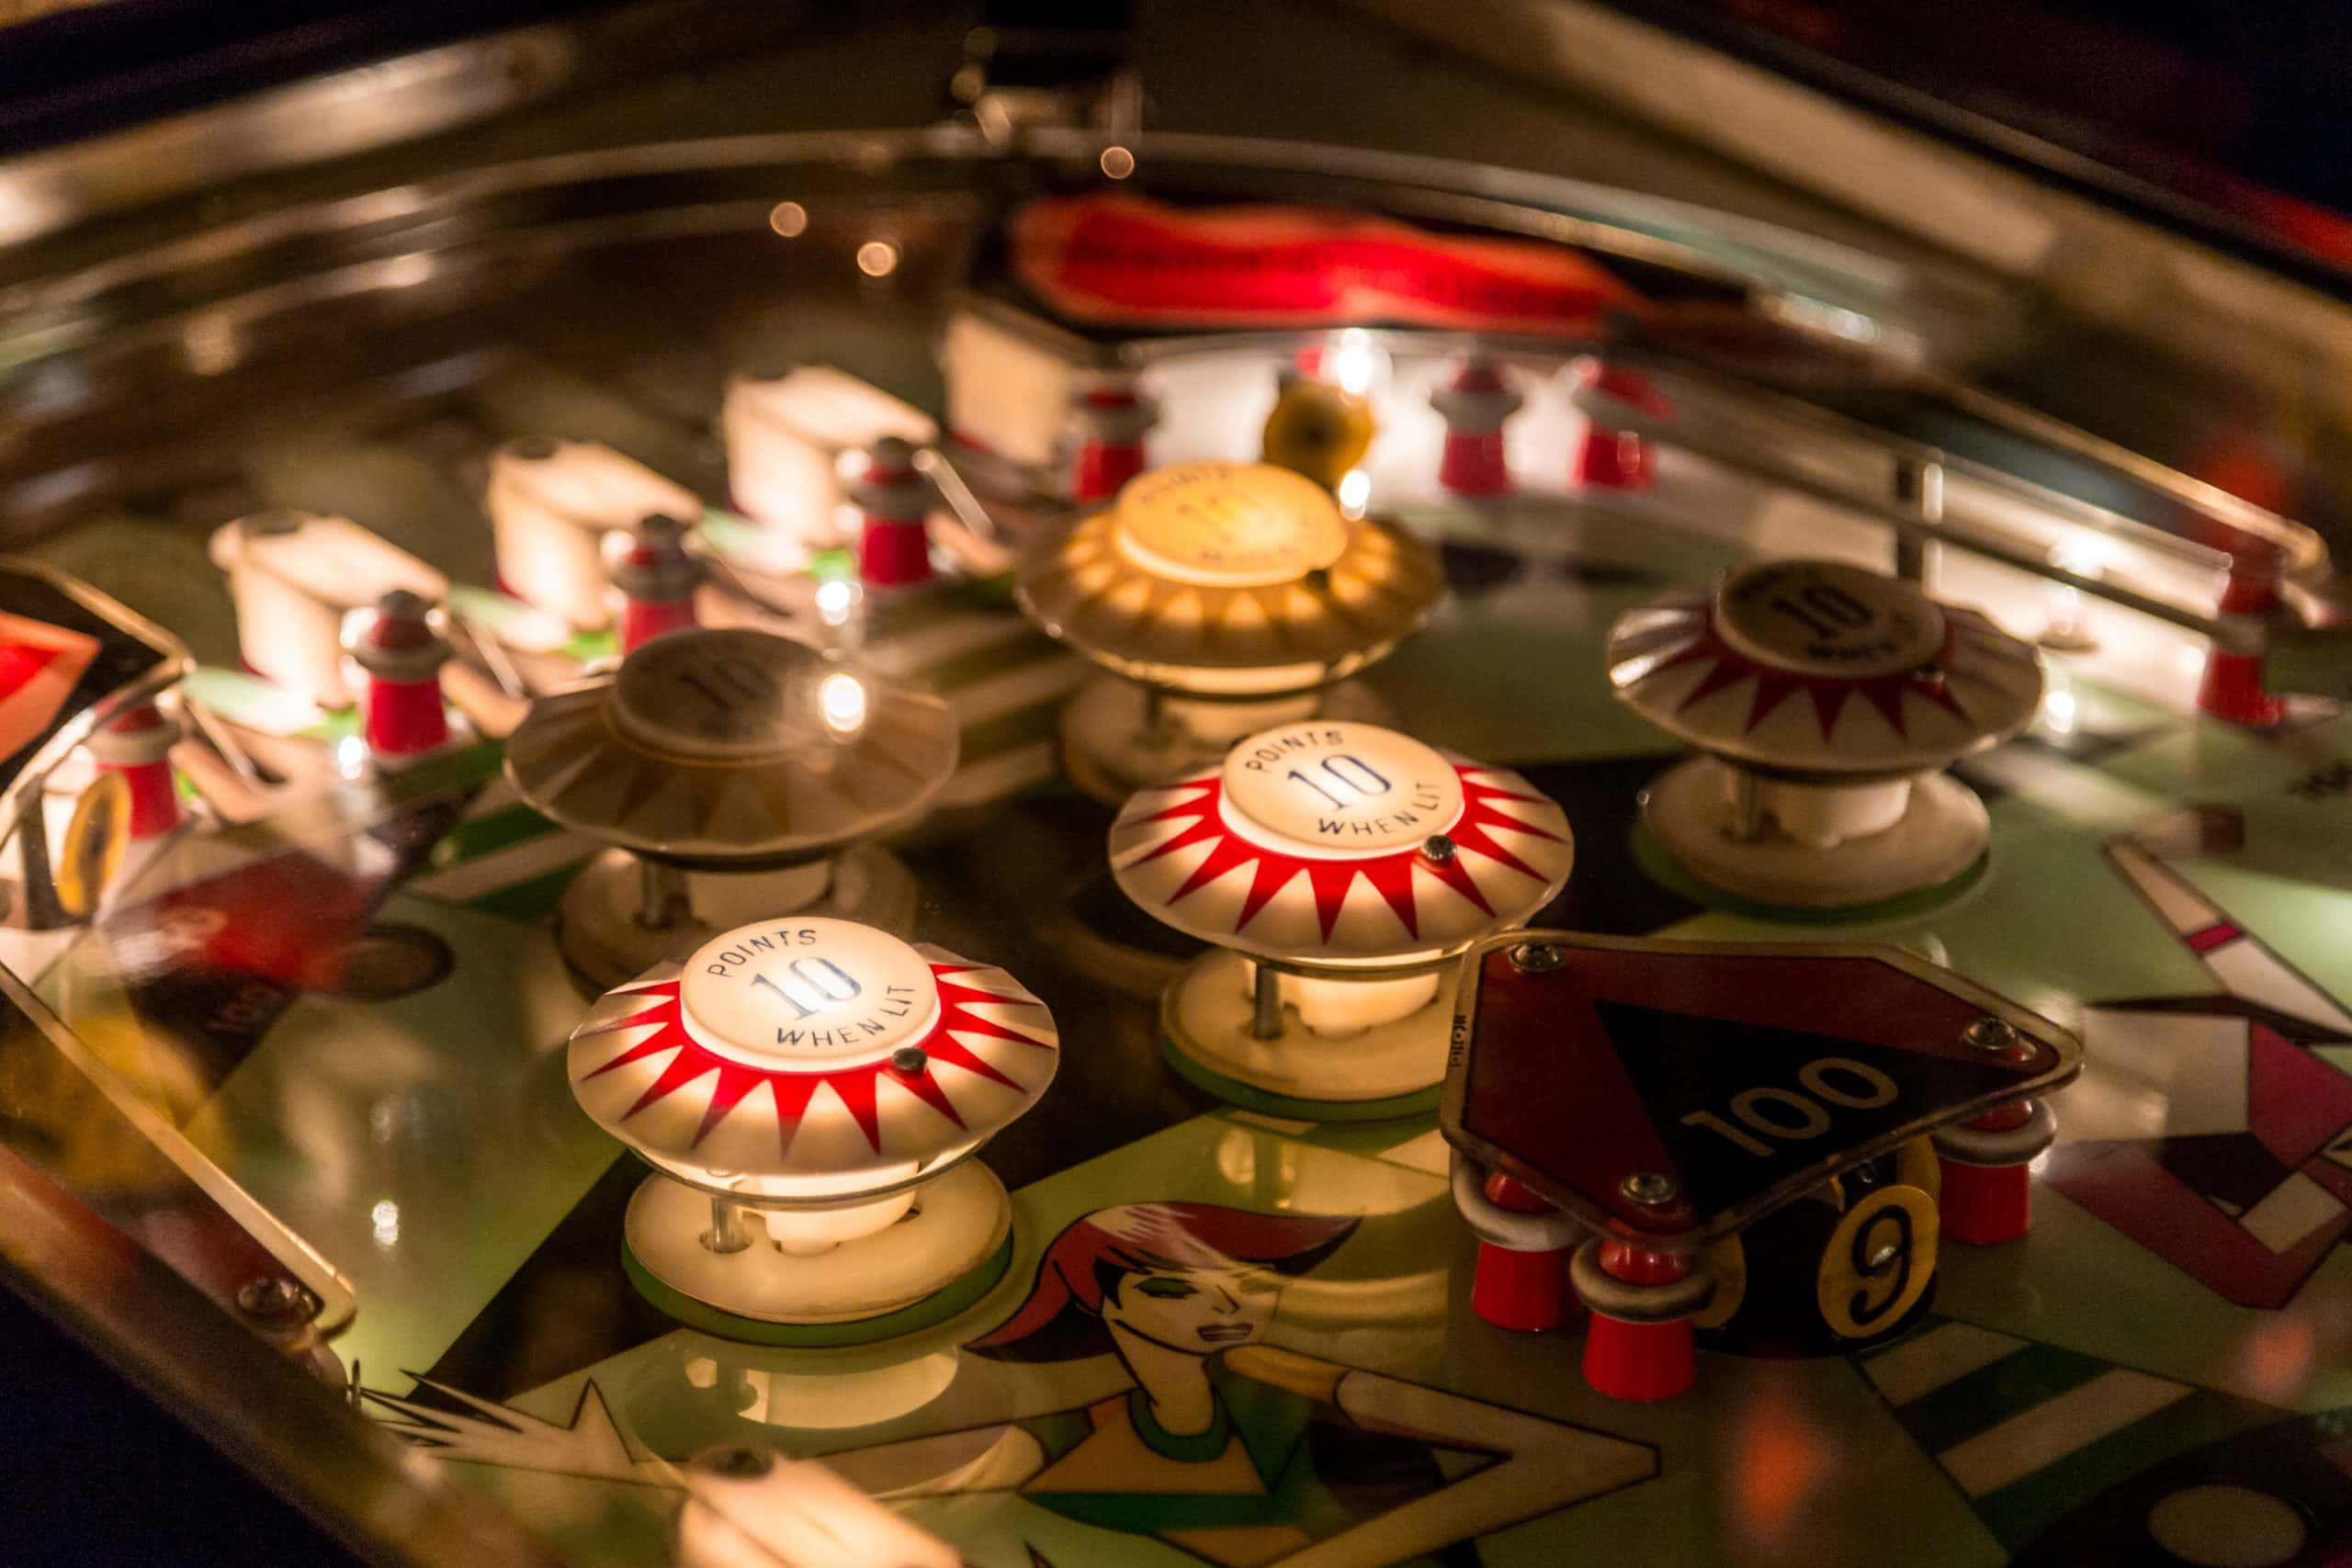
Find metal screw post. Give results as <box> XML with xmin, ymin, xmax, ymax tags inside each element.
<box><xmin>1250</xmin><ymin>964</ymin><xmax>1284</xmax><ymax>1041</ymax></box>
<box><xmin>707</xmin><ymin>1195</ymin><xmax>750</xmax><ymax>1256</ymax></box>
<box><xmin>1726</xmin><ymin>768</ymin><xmax>1767</xmax><ymax>842</ymax></box>
<box><xmin>638</xmin><ymin>859</ymin><xmax>693</xmax><ymax>932</ymax></box>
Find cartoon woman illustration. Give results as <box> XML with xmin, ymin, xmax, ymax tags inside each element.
<box><xmin>824</xmin><ymin>1201</ymin><xmax>1656</xmax><ymax>1567</ymax></box>
<box><xmin>370</xmin><ymin>1201</ymin><xmax>1654</xmax><ymax>1566</ymax></box>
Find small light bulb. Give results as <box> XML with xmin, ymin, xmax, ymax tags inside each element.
<box><xmin>2041</xmin><ymin>687</ymin><xmax>2077</xmax><ymax>735</ymax></box>
<box><xmin>815</xmin><ymin>578</ymin><xmax>858</xmax><ymax>626</ymax></box>
<box><xmin>1332</xmin><ymin>329</ymin><xmax>1378</xmax><ymax>398</ymax></box>
<box><xmin>819</xmin><ymin>671</ymin><xmax>868</xmax><ymax>736</ymax></box>
<box><xmin>855</xmin><ymin>241</ymin><xmax>899</xmax><ymax>278</ymax></box>
<box><xmin>1337</xmin><ymin>468</ymin><xmax>1371</xmax><ymax>518</ymax></box>
<box><xmin>767</xmin><ymin>201</ymin><xmax>808</xmax><ymax>238</ymax></box>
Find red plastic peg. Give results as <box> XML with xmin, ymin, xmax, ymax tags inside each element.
<box><xmin>2196</xmin><ymin>556</ymin><xmax>2288</xmax><ymax>728</ymax></box>
<box><xmin>614</xmin><ymin>513</ymin><xmax>703</xmax><ymax>655</ymax></box>
<box><xmin>1470</xmin><ymin>1171</ymin><xmax>1574</xmax><ymax>1332</ymax></box>
<box><xmin>355</xmin><ymin>589</ymin><xmax>451</xmax><ymax>761</ymax></box>
<box><xmin>90</xmin><ymin>705</ymin><xmax>181</xmax><ymax>840</ymax></box>
<box><xmin>854</xmin><ymin>436</ymin><xmax>933</xmax><ymax>590</ymax></box>
<box><xmin>1567</xmin><ymin>357</ymin><xmax>1671</xmax><ymax>493</ymax></box>
<box><xmin>1070</xmin><ymin>376</ymin><xmax>1154</xmax><ymax>502</ymax></box>
<box><xmin>1581</xmin><ymin>1241</ymin><xmax>1698</xmax><ymax>1403</ymax></box>
<box><xmin>1431</xmin><ymin>358</ymin><xmax>1521</xmax><ymax>498</ymax></box>
<box><xmin>1938</xmin><ymin>1099</ymin><xmax>2037</xmax><ymax>1246</ymax></box>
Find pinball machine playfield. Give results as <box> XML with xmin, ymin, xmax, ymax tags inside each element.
<box><xmin>3</xmin><ymin>22</ymin><xmax>2352</xmax><ymax>1568</ymax></box>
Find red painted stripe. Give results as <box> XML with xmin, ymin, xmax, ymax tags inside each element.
<box><xmin>2187</xmin><ymin>922</ymin><xmax>2242</xmax><ymax>953</ymax></box>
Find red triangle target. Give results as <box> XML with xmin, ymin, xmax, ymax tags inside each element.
<box><xmin>1442</xmin><ymin>933</ymin><xmax>2082</xmax><ymax>1241</ymax></box>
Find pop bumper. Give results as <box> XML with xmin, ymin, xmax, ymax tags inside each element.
<box><xmin>1111</xmin><ymin>718</ymin><xmax>1573</xmax><ymax>1120</ymax></box>
<box><xmin>1018</xmin><ymin>460</ymin><xmax>1442</xmax><ymax>804</ymax></box>
<box><xmin>569</xmin><ymin>917</ymin><xmax>1057</xmax><ymax>1344</ymax></box>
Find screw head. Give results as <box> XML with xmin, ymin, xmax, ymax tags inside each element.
<box><xmin>705</xmin><ymin>1446</ymin><xmax>773</xmax><ymax>1479</ymax></box>
<box><xmin>1962</xmin><ymin>1016</ymin><xmax>2019</xmax><ymax>1053</ymax></box>
<box><xmin>1508</xmin><ymin>941</ymin><xmax>1563</xmax><ymax>974</ymax></box>
<box><xmin>235</xmin><ymin>1277</ymin><xmax>310</xmax><ymax>1321</ymax></box>
<box><xmin>1621</xmin><ymin>1170</ymin><xmax>1679</xmax><ymax>1206</ymax></box>
<box><xmin>890</xmin><ymin>1046</ymin><xmax>928</xmax><ymax>1074</ymax></box>
<box><xmin>1421</xmin><ymin>833</ymin><xmax>1458</xmax><ymax>864</ymax></box>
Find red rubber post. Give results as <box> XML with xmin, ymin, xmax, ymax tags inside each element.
<box><xmin>1566</xmin><ymin>358</ymin><xmax>1670</xmax><ymax>494</ymax></box>
<box><xmin>854</xmin><ymin>436</ymin><xmax>933</xmax><ymax>590</ymax></box>
<box><xmin>356</xmin><ymin>590</ymin><xmax>451</xmax><ymax>761</ymax></box>
<box><xmin>366</xmin><ymin>677</ymin><xmax>447</xmax><ymax>758</ymax></box>
<box><xmin>620</xmin><ymin>595</ymin><xmax>697</xmax><ymax>653</ymax></box>
<box><xmin>1581</xmin><ymin>1241</ymin><xmax>1697</xmax><ymax>1403</ymax></box>
<box><xmin>91</xmin><ymin>705</ymin><xmax>180</xmax><ymax>840</ymax></box>
<box><xmin>1939</xmin><ymin>1099</ymin><xmax>2036</xmax><ymax>1245</ymax></box>
<box><xmin>860</xmin><ymin>518</ymin><xmax>933</xmax><ymax>587</ymax></box>
<box><xmin>2196</xmin><ymin>556</ymin><xmax>2288</xmax><ymax>728</ymax></box>
<box><xmin>614</xmin><ymin>513</ymin><xmax>703</xmax><ymax>656</ymax></box>
<box><xmin>1442</xmin><ymin>427</ymin><xmax>1510</xmax><ymax>496</ymax></box>
<box><xmin>1470</xmin><ymin>1171</ymin><xmax>1573</xmax><ymax>1333</ymax></box>
<box><xmin>1432</xmin><ymin>359</ymin><xmax>1518</xmax><ymax>497</ymax></box>
<box><xmin>1570</xmin><ymin>426</ymin><xmax>1654</xmax><ymax>491</ymax></box>
<box><xmin>1070</xmin><ymin>377</ymin><xmax>1153</xmax><ymax>502</ymax></box>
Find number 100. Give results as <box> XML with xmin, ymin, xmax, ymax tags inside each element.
<box><xmin>1680</xmin><ymin>1057</ymin><xmax>1898</xmax><ymax>1157</ymax></box>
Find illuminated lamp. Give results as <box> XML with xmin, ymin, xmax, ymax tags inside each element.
<box><xmin>1016</xmin><ymin>460</ymin><xmax>1442</xmax><ymax>805</ymax></box>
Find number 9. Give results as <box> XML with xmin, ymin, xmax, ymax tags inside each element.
<box><xmin>1814</xmin><ymin>1184</ymin><xmax>1939</xmax><ymax>1341</ymax></box>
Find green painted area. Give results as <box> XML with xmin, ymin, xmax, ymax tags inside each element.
<box><xmin>1893</xmin><ymin>1340</ymin><xmax>2113</xmax><ymax>1455</ymax></box>
<box><xmin>464</xmin><ymin>860</ymin><xmax>587</xmax><ymax>924</ymax></box>
<box><xmin>952</xmin><ymin>690</ymin><xmax>1065</xmax><ymax>762</ymax></box>
<box><xmin>432</xmin><ymin>801</ymin><xmax>564</xmax><ymax>868</ymax></box>
<box><xmin>565</xmin><ymin>626</ymin><xmax>618</xmax><ymax>664</ymax></box>
<box><xmin>169</xmin><ymin>896</ymin><xmax>623</xmax><ymax>1387</ymax></box>
<box><xmin>918</xmin><ymin>626</ymin><xmax>1066</xmax><ymax>694</ymax></box>
<box><xmin>376</xmin><ymin>737</ymin><xmax>506</xmax><ymax>799</ymax></box>
<box><xmin>1973</xmin><ymin>1387</ymin><xmax>2266</xmax><ymax>1551</ymax></box>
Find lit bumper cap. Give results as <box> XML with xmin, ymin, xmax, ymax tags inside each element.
<box><xmin>1109</xmin><ymin>719</ymin><xmax>1574</xmax><ymax>966</ymax></box>
<box><xmin>1016</xmin><ymin>460</ymin><xmax>1442</xmax><ymax>695</ymax></box>
<box><xmin>568</xmin><ymin>918</ymin><xmax>1058</xmax><ymax>1187</ymax></box>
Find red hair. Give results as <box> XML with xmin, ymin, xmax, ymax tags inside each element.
<box><xmin>969</xmin><ymin>1202</ymin><xmax>1357</xmax><ymax>1359</ymax></box>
